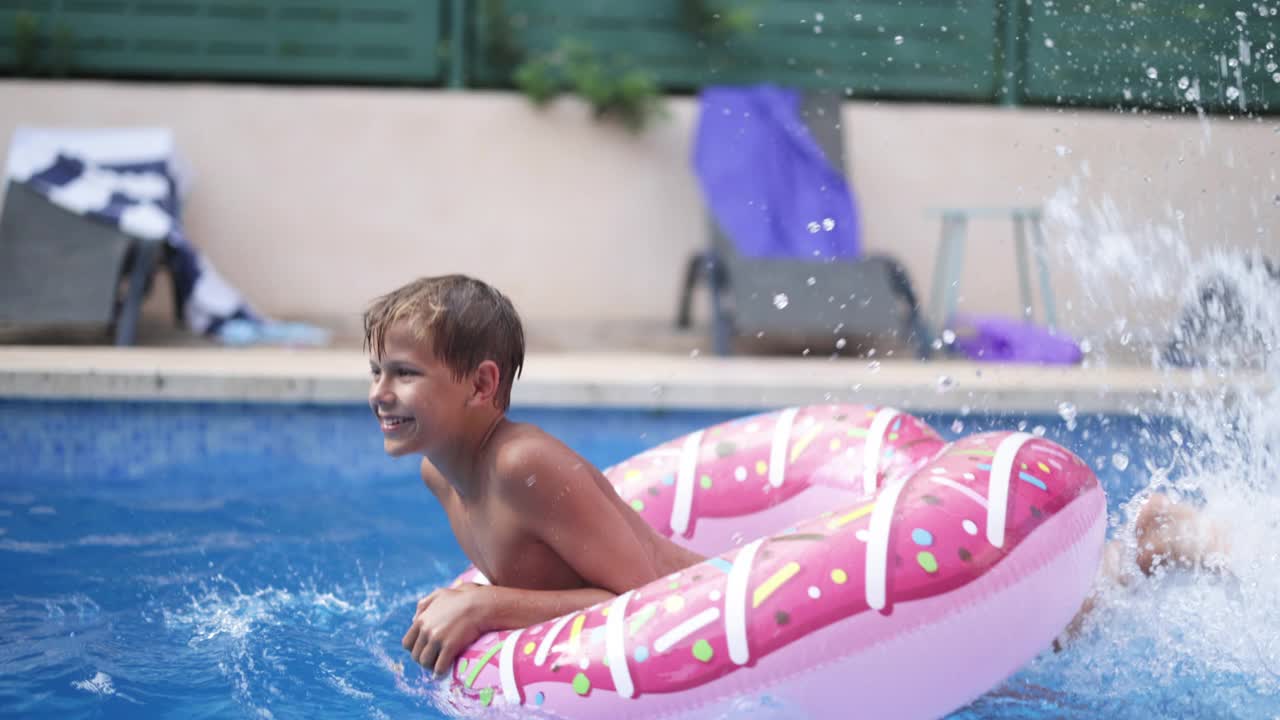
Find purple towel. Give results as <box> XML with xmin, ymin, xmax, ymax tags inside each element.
<box><xmin>951</xmin><ymin>314</ymin><xmax>1083</xmax><ymax>365</ymax></box>
<box><xmin>692</xmin><ymin>85</ymin><xmax>861</xmax><ymax>260</ymax></box>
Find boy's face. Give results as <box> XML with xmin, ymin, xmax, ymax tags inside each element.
<box><xmin>368</xmin><ymin>320</ymin><xmax>470</xmax><ymax>458</ymax></box>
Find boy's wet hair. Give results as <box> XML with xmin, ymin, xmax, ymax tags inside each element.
<box><xmin>364</xmin><ymin>275</ymin><xmax>525</xmax><ymax>410</ymax></box>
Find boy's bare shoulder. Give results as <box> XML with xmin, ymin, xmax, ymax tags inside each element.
<box><xmin>490</xmin><ymin>422</ymin><xmax>591</xmax><ymax>499</ymax></box>
<box><xmin>490</xmin><ymin>421</ymin><xmax>575</xmax><ymax>470</ymax></box>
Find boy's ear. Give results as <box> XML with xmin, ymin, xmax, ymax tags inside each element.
<box><xmin>469</xmin><ymin>360</ymin><xmax>501</xmax><ymax>407</ymax></box>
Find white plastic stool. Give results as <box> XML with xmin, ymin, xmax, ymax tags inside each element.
<box><xmin>927</xmin><ymin>206</ymin><xmax>1057</xmax><ymax>334</ymax></box>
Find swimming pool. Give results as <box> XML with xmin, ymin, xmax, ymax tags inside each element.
<box><xmin>1</xmin><ymin>399</ymin><xmax>1275</xmax><ymax>718</ymax></box>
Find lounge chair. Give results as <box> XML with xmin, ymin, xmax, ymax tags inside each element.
<box><xmin>0</xmin><ymin>180</ymin><xmax>169</xmax><ymax>345</ymax></box>
<box><xmin>677</xmin><ymin>91</ymin><xmax>932</xmax><ymax>358</ymax></box>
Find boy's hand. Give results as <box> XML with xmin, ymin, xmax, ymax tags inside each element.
<box><xmin>402</xmin><ymin>583</ymin><xmax>491</xmax><ymax>678</ymax></box>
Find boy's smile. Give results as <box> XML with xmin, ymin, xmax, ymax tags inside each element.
<box><xmin>378</xmin><ymin>414</ymin><xmax>415</xmax><ymax>434</ymax></box>
<box><xmin>369</xmin><ymin>364</ymin><xmax>427</xmax><ymax>456</ymax></box>
<box><xmin>368</xmin><ymin>321</ymin><xmax>471</xmax><ymax>458</ymax></box>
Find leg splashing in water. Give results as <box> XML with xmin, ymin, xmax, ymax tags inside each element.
<box><xmin>1057</xmin><ymin>492</ymin><xmax>1231</xmax><ymax>649</ymax></box>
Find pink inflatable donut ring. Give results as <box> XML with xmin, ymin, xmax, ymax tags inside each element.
<box><xmin>434</xmin><ymin>404</ymin><xmax>1106</xmax><ymax>719</ymax></box>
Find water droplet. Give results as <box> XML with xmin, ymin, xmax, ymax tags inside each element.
<box><xmin>1044</xmin><ymin>37</ymin><xmax>1055</xmax><ymax>48</ymax></box>
<box><xmin>1226</xmin><ymin>86</ymin><xmax>1241</xmax><ymax>101</ymax></box>
<box><xmin>806</xmin><ymin>221</ymin><xmax>821</xmax><ymax>233</ymax></box>
<box><xmin>1032</xmin><ymin>425</ymin><xmax>1047</xmax><ymax>437</ymax></box>
<box><xmin>936</xmin><ymin>375</ymin><xmax>956</xmax><ymax>393</ymax></box>
<box><xmin>806</xmin><ymin>276</ymin><xmax>816</xmax><ymax>286</ymax></box>
<box><xmin>867</xmin><ymin>360</ymin><xmax>881</xmax><ymax>373</ymax></box>
<box><xmin>941</xmin><ymin>329</ymin><xmax>956</xmax><ymax>344</ymax></box>
<box><xmin>1273</xmin><ymin>72</ymin><xmax>1280</xmax><ymax>83</ymax></box>
<box><xmin>813</xmin><ymin>25</ymin><xmax>822</xmax><ymax>34</ymax></box>
<box><xmin>1228</xmin><ymin>58</ymin><xmax>1239</xmax><ymax>68</ymax></box>
<box><xmin>1120</xmin><ymin>332</ymin><xmax>1132</xmax><ymax>346</ymax></box>
<box><xmin>1111</xmin><ymin>453</ymin><xmax>1130</xmax><ymax>471</ymax></box>
<box><xmin>1177</xmin><ymin>76</ymin><xmax>1190</xmax><ymax>90</ymax></box>
<box><xmin>960</xmin><ymin>404</ymin><xmax>972</xmax><ymax>416</ymax></box>
<box><xmin>814</xmin><ymin>11</ymin><xmax>824</xmax><ymax>21</ymax></box>
<box><xmin>853</xmin><ymin>13</ymin><xmax>862</xmax><ymax>21</ymax></box>
<box><xmin>773</xmin><ymin>293</ymin><xmax>789</xmax><ymax>310</ymax></box>
<box><xmin>1170</xmin><ymin>429</ymin><xmax>1183</xmax><ymax>446</ymax></box>
<box><xmin>950</xmin><ymin>419</ymin><xmax>965</xmax><ymax>433</ymax></box>
<box><xmin>835</xmin><ymin>338</ymin><xmax>847</xmax><ymax>350</ymax></box>
<box><xmin>1058</xmin><ymin>401</ymin><xmax>1078</xmax><ymax>424</ymax></box>
<box><xmin>822</xmin><ymin>217</ymin><xmax>836</xmax><ymax>231</ymax></box>
<box><xmin>893</xmin><ymin>35</ymin><xmax>904</xmax><ymax>45</ymax></box>
<box><xmin>1055</xmin><ymin>144</ymin><xmax>1071</xmax><ymax>157</ymax></box>
<box><xmin>1146</xmin><ymin>66</ymin><xmax>1158</xmax><ymax>80</ymax></box>
<box><xmin>689</xmin><ymin>348</ymin><xmax>700</xmax><ymax>358</ymax></box>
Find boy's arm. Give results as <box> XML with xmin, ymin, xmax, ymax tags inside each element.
<box><xmin>404</xmin><ymin>583</ymin><xmax>614</xmax><ymax>676</ymax></box>
<box><xmin>478</xmin><ymin>585</ymin><xmax>616</xmax><ymax>627</ymax></box>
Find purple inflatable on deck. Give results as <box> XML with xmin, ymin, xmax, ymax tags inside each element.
<box><xmin>951</xmin><ymin>314</ymin><xmax>1083</xmax><ymax>365</ymax></box>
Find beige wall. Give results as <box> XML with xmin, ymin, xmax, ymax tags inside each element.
<box><xmin>1</xmin><ymin>79</ymin><xmax>1276</xmax><ymax>352</ymax></box>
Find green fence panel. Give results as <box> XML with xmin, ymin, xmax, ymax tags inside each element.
<box><xmin>1020</xmin><ymin>1</ymin><xmax>1278</xmax><ymax>112</ymax></box>
<box><xmin>3</xmin><ymin>0</ymin><xmax>1271</xmax><ymax>112</ymax></box>
<box><xmin>472</xmin><ymin>0</ymin><xmax>1003</xmax><ymax>101</ymax></box>
<box><xmin>0</xmin><ymin>0</ymin><xmax>443</xmax><ymax>83</ymax></box>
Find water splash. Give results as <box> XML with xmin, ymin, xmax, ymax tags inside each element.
<box><xmin>1031</xmin><ymin>167</ymin><xmax>1280</xmax><ymax>714</ymax></box>
<box><xmin>71</xmin><ymin>670</ymin><xmax>116</xmax><ymax>696</ymax></box>
<box><xmin>157</xmin><ymin>573</ymin><xmax>430</xmax><ymax>719</ymax></box>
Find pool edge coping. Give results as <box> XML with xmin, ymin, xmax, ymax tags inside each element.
<box><xmin>0</xmin><ymin>347</ymin><xmax>1266</xmax><ymax>414</ymax></box>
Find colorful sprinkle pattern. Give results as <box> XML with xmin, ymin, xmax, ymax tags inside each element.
<box><xmin>439</xmin><ymin>405</ymin><xmax>1098</xmax><ymax>714</ymax></box>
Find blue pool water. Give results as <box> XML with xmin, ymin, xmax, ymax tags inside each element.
<box><xmin>0</xmin><ymin>399</ymin><xmax>1275</xmax><ymax>719</ymax></box>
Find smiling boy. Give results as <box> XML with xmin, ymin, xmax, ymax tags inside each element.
<box><xmin>364</xmin><ymin>275</ymin><xmax>703</xmax><ymax>677</ymax></box>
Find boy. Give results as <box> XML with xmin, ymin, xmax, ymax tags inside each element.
<box><xmin>369</xmin><ymin>275</ymin><xmax>1229</xmax><ymax>675</ymax></box>
<box><xmin>365</xmin><ymin>275</ymin><xmax>703</xmax><ymax>677</ymax></box>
